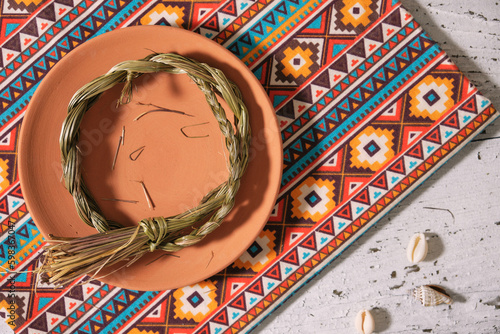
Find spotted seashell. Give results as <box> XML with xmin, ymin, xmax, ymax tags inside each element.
<box><xmin>412</xmin><ymin>285</ymin><xmax>453</xmax><ymax>306</ymax></box>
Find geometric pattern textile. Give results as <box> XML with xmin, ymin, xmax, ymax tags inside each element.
<box><xmin>0</xmin><ymin>0</ymin><xmax>497</xmax><ymax>333</ymax></box>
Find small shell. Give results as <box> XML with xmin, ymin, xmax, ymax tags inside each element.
<box><xmin>412</xmin><ymin>285</ymin><xmax>453</xmax><ymax>306</ymax></box>
<box><xmin>355</xmin><ymin>309</ymin><xmax>375</xmax><ymax>334</ymax></box>
<box><xmin>407</xmin><ymin>233</ymin><xmax>428</xmax><ymax>263</ymax></box>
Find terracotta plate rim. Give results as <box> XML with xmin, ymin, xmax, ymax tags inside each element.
<box><xmin>18</xmin><ymin>26</ymin><xmax>283</xmax><ymax>290</ymax></box>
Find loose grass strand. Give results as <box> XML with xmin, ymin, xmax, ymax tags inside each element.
<box><xmin>180</xmin><ymin>122</ymin><xmax>210</xmax><ymax>138</ymax></box>
<box><xmin>101</xmin><ymin>198</ymin><xmax>138</xmax><ymax>204</ymax></box>
<box><xmin>111</xmin><ymin>135</ymin><xmax>122</xmax><ymax>170</ymax></box>
<box><xmin>136</xmin><ymin>180</ymin><xmax>155</xmax><ymax>210</ymax></box>
<box><xmin>133</xmin><ymin>103</ymin><xmax>193</xmax><ymax>120</ymax></box>
<box><xmin>129</xmin><ymin>146</ymin><xmax>145</xmax><ymax>161</ymax></box>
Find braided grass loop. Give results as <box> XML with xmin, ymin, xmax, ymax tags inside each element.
<box><xmin>39</xmin><ymin>53</ymin><xmax>250</xmax><ymax>286</ymax></box>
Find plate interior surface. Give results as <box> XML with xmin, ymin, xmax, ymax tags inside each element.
<box><xmin>19</xmin><ymin>26</ymin><xmax>282</xmax><ymax>291</ymax></box>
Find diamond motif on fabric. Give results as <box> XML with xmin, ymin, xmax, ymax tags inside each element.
<box><xmin>233</xmin><ymin>230</ymin><xmax>277</xmax><ymax>272</ymax></box>
<box><xmin>409</xmin><ymin>75</ymin><xmax>455</xmax><ymax>120</ymax></box>
<box><xmin>187</xmin><ymin>291</ymin><xmax>204</xmax><ymax>308</ymax></box>
<box><xmin>247</xmin><ymin>241</ymin><xmax>264</xmax><ymax>258</ymax></box>
<box><xmin>274</xmin><ymin>40</ymin><xmax>320</xmax><ymax>84</ymax></box>
<box><xmin>173</xmin><ymin>281</ymin><xmax>218</xmax><ymax>322</ymax></box>
<box><xmin>140</xmin><ymin>4</ymin><xmax>185</xmax><ymax>27</ymax></box>
<box><xmin>5</xmin><ymin>0</ymin><xmax>45</xmax><ymax>13</ymax></box>
<box><xmin>363</xmin><ymin>139</ymin><xmax>381</xmax><ymax>157</ymax></box>
<box><xmin>422</xmin><ymin>89</ymin><xmax>440</xmax><ymax>106</ymax></box>
<box><xmin>304</xmin><ymin>190</ymin><xmax>322</xmax><ymax>207</ymax></box>
<box><xmin>291</xmin><ymin>176</ymin><xmax>336</xmax><ymax>222</ymax></box>
<box><xmin>333</xmin><ymin>0</ymin><xmax>379</xmax><ymax>33</ymax></box>
<box><xmin>350</xmin><ymin>126</ymin><xmax>395</xmax><ymax>171</ymax></box>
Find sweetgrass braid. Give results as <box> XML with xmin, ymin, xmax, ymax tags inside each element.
<box><xmin>41</xmin><ymin>53</ymin><xmax>250</xmax><ymax>285</ymax></box>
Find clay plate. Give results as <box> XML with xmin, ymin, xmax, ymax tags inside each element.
<box><xmin>18</xmin><ymin>26</ymin><xmax>282</xmax><ymax>291</ymax></box>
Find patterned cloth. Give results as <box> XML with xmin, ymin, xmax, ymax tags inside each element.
<box><xmin>0</xmin><ymin>0</ymin><xmax>497</xmax><ymax>333</ymax></box>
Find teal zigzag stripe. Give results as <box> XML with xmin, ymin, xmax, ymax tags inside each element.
<box><xmin>93</xmin><ymin>0</ymin><xmax>148</xmax><ymax>37</ymax></box>
<box><xmin>1</xmin><ymin>0</ymin><xmax>316</xmax><ymax>125</ymax></box>
<box><xmin>97</xmin><ymin>291</ymin><xmax>158</xmax><ymax>334</ymax></box>
<box><xmin>0</xmin><ymin>83</ymin><xmax>39</xmax><ymax>125</ymax></box>
<box><xmin>281</xmin><ymin>43</ymin><xmax>442</xmax><ymax>185</ymax></box>
<box><xmin>0</xmin><ymin>0</ymin><xmax>147</xmax><ymax>126</ymax></box>
<box><xmin>0</xmin><ymin>217</ymin><xmax>42</xmax><ymax>273</ymax></box>
<box><xmin>226</xmin><ymin>0</ymin><xmax>320</xmax><ymax>62</ymax></box>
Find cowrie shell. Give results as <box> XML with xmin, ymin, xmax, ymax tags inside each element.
<box><xmin>407</xmin><ymin>233</ymin><xmax>428</xmax><ymax>263</ymax></box>
<box><xmin>355</xmin><ymin>309</ymin><xmax>375</xmax><ymax>334</ymax></box>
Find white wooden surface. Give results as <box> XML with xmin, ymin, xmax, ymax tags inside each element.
<box><xmin>257</xmin><ymin>0</ymin><xmax>500</xmax><ymax>333</ymax></box>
